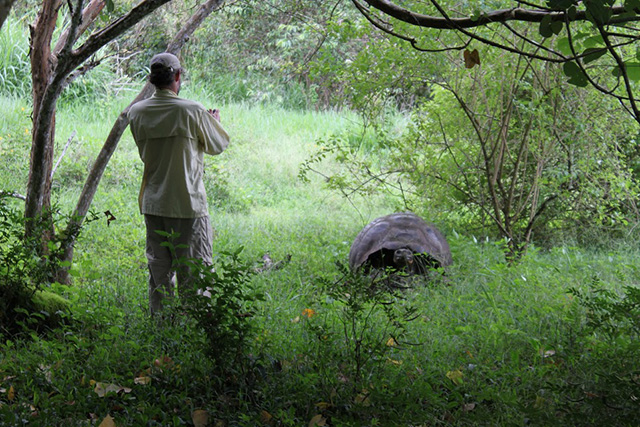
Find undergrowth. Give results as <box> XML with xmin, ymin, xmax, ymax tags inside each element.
<box><xmin>1</xmin><ymin>89</ymin><xmax>639</xmax><ymax>426</ymax></box>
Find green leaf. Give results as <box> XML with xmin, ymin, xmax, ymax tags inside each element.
<box><xmin>567</xmin><ymin>5</ymin><xmax>578</xmax><ymax>20</ymax></box>
<box><xmin>551</xmin><ymin>20</ymin><xmax>564</xmax><ymax>35</ymax></box>
<box><xmin>623</xmin><ymin>62</ymin><xmax>640</xmax><ymax>80</ymax></box>
<box><xmin>563</xmin><ymin>61</ymin><xmax>589</xmax><ymax>86</ymax></box>
<box><xmin>585</xmin><ymin>0</ymin><xmax>613</xmax><ymax>24</ymax></box>
<box><xmin>557</xmin><ymin>37</ymin><xmax>572</xmax><ymax>55</ymax></box>
<box><xmin>583</xmin><ymin>35</ymin><xmax>604</xmax><ymax>49</ymax></box>
<box><xmin>582</xmin><ymin>47</ymin><xmax>607</xmax><ymax>64</ymax></box>
<box><xmin>546</xmin><ymin>0</ymin><xmax>575</xmax><ymax>9</ymax></box>
<box><xmin>106</xmin><ymin>0</ymin><xmax>115</xmax><ymax>13</ymax></box>
<box><xmin>624</xmin><ymin>0</ymin><xmax>640</xmax><ymax>13</ymax></box>
<box><xmin>539</xmin><ymin>15</ymin><xmax>554</xmax><ymax>38</ymax></box>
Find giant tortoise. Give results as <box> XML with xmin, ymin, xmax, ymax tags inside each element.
<box><xmin>348</xmin><ymin>212</ymin><xmax>452</xmax><ymax>275</ymax></box>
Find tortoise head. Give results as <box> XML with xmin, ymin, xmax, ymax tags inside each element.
<box><xmin>393</xmin><ymin>248</ymin><xmax>415</xmax><ymax>272</ymax></box>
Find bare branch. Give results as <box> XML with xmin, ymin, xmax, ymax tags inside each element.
<box><xmin>51</xmin><ymin>131</ymin><xmax>76</xmax><ymax>179</ymax></box>
<box><xmin>62</xmin><ymin>0</ymin><xmax>173</xmax><ymax>76</ymax></box>
<box><xmin>53</xmin><ymin>0</ymin><xmax>106</xmax><ymax>58</ymax></box>
<box><xmin>362</xmin><ymin>0</ymin><xmax>637</xmax><ymax>29</ymax></box>
<box><xmin>0</xmin><ymin>191</ymin><xmax>27</xmax><ymax>201</ymax></box>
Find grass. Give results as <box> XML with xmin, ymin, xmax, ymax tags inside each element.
<box><xmin>1</xmin><ymin>86</ymin><xmax>639</xmax><ymax>426</ymax></box>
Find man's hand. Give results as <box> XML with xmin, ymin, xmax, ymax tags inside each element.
<box><xmin>208</xmin><ymin>108</ymin><xmax>220</xmax><ymax>121</ymax></box>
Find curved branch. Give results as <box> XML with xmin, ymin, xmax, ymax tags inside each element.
<box><xmin>362</xmin><ymin>0</ymin><xmax>636</xmax><ymax>29</ymax></box>
<box><xmin>53</xmin><ymin>0</ymin><xmax>106</xmax><ymax>58</ymax></box>
<box><xmin>596</xmin><ymin>22</ymin><xmax>640</xmax><ymax>121</ymax></box>
<box><xmin>62</xmin><ymin>0</ymin><xmax>172</xmax><ymax>76</ymax></box>
<box><xmin>352</xmin><ymin>0</ymin><xmax>467</xmax><ymax>52</ymax></box>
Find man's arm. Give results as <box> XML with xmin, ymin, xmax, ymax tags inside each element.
<box><xmin>198</xmin><ymin>109</ymin><xmax>229</xmax><ymax>155</ymax></box>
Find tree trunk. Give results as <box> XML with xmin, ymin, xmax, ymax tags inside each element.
<box><xmin>24</xmin><ymin>0</ymin><xmax>62</xmax><ymax>239</ymax></box>
<box><xmin>0</xmin><ymin>0</ymin><xmax>16</xmax><ymax>30</ymax></box>
<box><xmin>56</xmin><ymin>0</ymin><xmax>226</xmax><ymax>283</ymax></box>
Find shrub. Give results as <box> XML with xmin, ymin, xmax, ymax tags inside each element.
<box><xmin>0</xmin><ymin>198</ymin><xmax>69</xmax><ymax>336</ymax></box>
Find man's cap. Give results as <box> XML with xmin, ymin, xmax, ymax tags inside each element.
<box><xmin>149</xmin><ymin>53</ymin><xmax>181</xmax><ymax>73</ymax></box>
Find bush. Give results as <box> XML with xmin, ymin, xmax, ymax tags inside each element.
<box><xmin>0</xmin><ymin>198</ymin><xmax>69</xmax><ymax>336</ymax></box>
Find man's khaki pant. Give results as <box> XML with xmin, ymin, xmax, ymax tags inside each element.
<box><xmin>144</xmin><ymin>215</ymin><xmax>213</xmax><ymax>314</ymax></box>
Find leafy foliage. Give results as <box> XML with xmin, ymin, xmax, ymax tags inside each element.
<box><xmin>0</xmin><ymin>198</ymin><xmax>67</xmax><ymax>336</ymax></box>
<box><xmin>179</xmin><ymin>247</ymin><xmax>264</xmax><ymax>373</ymax></box>
<box><xmin>303</xmin><ymin>44</ymin><xmax>639</xmax><ymax>259</ymax></box>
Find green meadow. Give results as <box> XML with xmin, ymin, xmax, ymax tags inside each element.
<box><xmin>1</xmin><ymin>85</ymin><xmax>639</xmax><ymax>426</ymax></box>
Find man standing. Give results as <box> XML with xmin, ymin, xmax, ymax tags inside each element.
<box><xmin>128</xmin><ymin>53</ymin><xmax>229</xmax><ymax>314</ymax></box>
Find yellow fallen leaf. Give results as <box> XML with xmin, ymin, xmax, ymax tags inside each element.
<box><xmin>446</xmin><ymin>369</ymin><xmax>464</xmax><ymax>385</ymax></box>
<box><xmin>192</xmin><ymin>409</ymin><xmax>209</xmax><ymax>427</ymax></box>
<box><xmin>291</xmin><ymin>316</ymin><xmax>300</xmax><ymax>323</ymax></box>
<box><xmin>98</xmin><ymin>414</ymin><xmax>116</xmax><ymax>427</ymax></box>
<box><xmin>259</xmin><ymin>410</ymin><xmax>273</xmax><ymax>424</ymax></box>
<box><xmin>308</xmin><ymin>414</ymin><xmax>327</xmax><ymax>427</ymax></box>
<box><xmin>315</xmin><ymin>401</ymin><xmax>331</xmax><ymax>410</ymax></box>
<box><xmin>94</xmin><ymin>382</ymin><xmax>132</xmax><ymax>397</ymax></box>
<box><xmin>354</xmin><ymin>390</ymin><xmax>371</xmax><ymax>406</ymax></box>
<box><xmin>387</xmin><ymin>358</ymin><xmax>403</xmax><ymax>365</ymax></box>
<box><xmin>134</xmin><ymin>376</ymin><xmax>151</xmax><ymax>385</ymax></box>
<box><xmin>386</xmin><ymin>337</ymin><xmax>398</xmax><ymax>347</ymax></box>
<box><xmin>8</xmin><ymin>385</ymin><xmax>15</xmax><ymax>402</ymax></box>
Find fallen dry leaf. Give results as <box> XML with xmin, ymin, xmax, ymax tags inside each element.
<box><xmin>134</xmin><ymin>376</ymin><xmax>151</xmax><ymax>385</ymax></box>
<box><xmin>354</xmin><ymin>390</ymin><xmax>371</xmax><ymax>406</ymax></box>
<box><xmin>98</xmin><ymin>414</ymin><xmax>116</xmax><ymax>427</ymax></box>
<box><xmin>308</xmin><ymin>414</ymin><xmax>327</xmax><ymax>427</ymax></box>
<box><xmin>93</xmin><ymin>382</ymin><xmax>132</xmax><ymax>397</ymax></box>
<box><xmin>8</xmin><ymin>385</ymin><xmax>15</xmax><ymax>402</ymax></box>
<box><xmin>446</xmin><ymin>369</ymin><xmax>463</xmax><ymax>385</ymax></box>
<box><xmin>462</xmin><ymin>402</ymin><xmax>476</xmax><ymax>412</ymax></box>
<box><xmin>192</xmin><ymin>409</ymin><xmax>209</xmax><ymax>427</ymax></box>
<box><xmin>259</xmin><ymin>410</ymin><xmax>273</xmax><ymax>425</ymax></box>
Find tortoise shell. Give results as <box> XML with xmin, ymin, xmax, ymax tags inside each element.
<box><xmin>348</xmin><ymin>212</ymin><xmax>452</xmax><ymax>273</ymax></box>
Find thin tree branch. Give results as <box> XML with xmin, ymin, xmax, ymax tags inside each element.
<box><xmin>362</xmin><ymin>0</ymin><xmax>637</xmax><ymax>30</ymax></box>
<box><xmin>53</xmin><ymin>0</ymin><xmax>106</xmax><ymax>58</ymax></box>
<box><xmin>51</xmin><ymin>130</ymin><xmax>76</xmax><ymax>178</ymax></box>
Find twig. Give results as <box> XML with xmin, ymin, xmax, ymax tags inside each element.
<box><xmin>0</xmin><ymin>190</ymin><xmax>27</xmax><ymax>200</ymax></box>
<box><xmin>52</xmin><ymin>131</ymin><xmax>77</xmax><ymax>179</ymax></box>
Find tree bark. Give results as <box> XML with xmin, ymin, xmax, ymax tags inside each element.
<box><xmin>0</xmin><ymin>0</ymin><xmax>16</xmax><ymax>30</ymax></box>
<box><xmin>25</xmin><ymin>0</ymin><xmax>64</xmax><ymax>238</ymax></box>
<box><xmin>56</xmin><ymin>0</ymin><xmax>226</xmax><ymax>283</ymax></box>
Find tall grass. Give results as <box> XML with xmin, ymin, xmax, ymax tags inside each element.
<box><xmin>0</xmin><ymin>18</ymin><xmax>31</xmax><ymax>98</ymax></box>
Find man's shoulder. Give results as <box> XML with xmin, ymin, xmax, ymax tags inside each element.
<box><xmin>173</xmin><ymin>96</ymin><xmax>207</xmax><ymax>112</ymax></box>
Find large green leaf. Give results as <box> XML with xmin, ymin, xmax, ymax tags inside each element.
<box><xmin>539</xmin><ymin>14</ymin><xmax>554</xmax><ymax>38</ymax></box>
<box><xmin>612</xmin><ymin>62</ymin><xmax>640</xmax><ymax>80</ymax></box>
<box><xmin>563</xmin><ymin>61</ymin><xmax>589</xmax><ymax>86</ymax></box>
<box><xmin>582</xmin><ymin>47</ymin><xmax>608</xmax><ymax>64</ymax></box>
<box><xmin>585</xmin><ymin>0</ymin><xmax>614</xmax><ymax>24</ymax></box>
<box><xmin>624</xmin><ymin>0</ymin><xmax>640</xmax><ymax>12</ymax></box>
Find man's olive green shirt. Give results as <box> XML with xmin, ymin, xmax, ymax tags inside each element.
<box><xmin>128</xmin><ymin>89</ymin><xmax>229</xmax><ymax>218</ymax></box>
